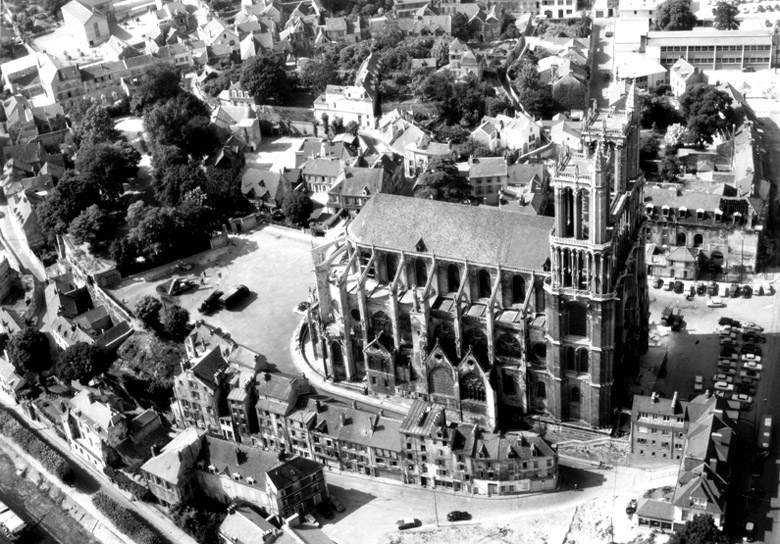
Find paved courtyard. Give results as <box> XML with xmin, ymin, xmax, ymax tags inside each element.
<box><xmin>109</xmin><ymin>225</ymin><xmax>317</xmax><ymax>375</ymax></box>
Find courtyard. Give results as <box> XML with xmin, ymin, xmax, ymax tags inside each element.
<box><xmin>109</xmin><ymin>224</ymin><xmax>316</xmax><ymax>375</ymax></box>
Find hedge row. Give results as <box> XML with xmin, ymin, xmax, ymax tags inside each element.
<box><xmin>92</xmin><ymin>492</ymin><xmax>162</xmax><ymax>544</ymax></box>
<box><xmin>0</xmin><ymin>409</ymin><xmax>75</xmax><ymax>484</ymax></box>
<box><xmin>104</xmin><ymin>467</ymin><xmax>153</xmax><ymax>501</ymax></box>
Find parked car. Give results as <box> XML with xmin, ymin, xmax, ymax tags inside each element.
<box><xmin>626</xmin><ymin>499</ymin><xmax>638</xmax><ymax>515</ymax></box>
<box><xmin>222</xmin><ymin>285</ymin><xmax>250</xmax><ymax>309</ymax></box>
<box><xmin>605</xmin><ymin>30</ymin><xmax>614</xmax><ymax>37</ymax></box>
<box><xmin>673</xmin><ymin>280</ymin><xmax>685</xmax><ymax>294</ymax></box>
<box><xmin>694</xmin><ymin>375</ymin><xmax>704</xmax><ymax>391</ymax></box>
<box><xmin>712</xmin><ymin>373</ymin><xmax>733</xmax><ymax>383</ymax></box>
<box><xmin>664</xmin><ymin>281</ymin><xmax>674</xmax><ymax>291</ymax></box>
<box><xmin>714</xmin><ymin>381</ymin><xmax>734</xmax><ymax>392</ymax></box>
<box><xmin>175</xmin><ymin>262</ymin><xmax>194</xmax><ymax>272</ymax></box>
<box><xmin>742</xmin><ymin>344</ymin><xmax>762</xmax><ymax>356</ymax></box>
<box><xmin>743</xmin><ymin>66</ymin><xmax>756</xmax><ymax>72</ymax></box>
<box><xmin>653</xmin><ymin>277</ymin><xmax>664</xmax><ymax>289</ymax></box>
<box><xmin>156</xmin><ymin>278</ymin><xmax>197</xmax><ymax>296</ymax></box>
<box><xmin>742</xmin><ymin>353</ymin><xmax>761</xmax><ymax>362</ymax></box>
<box><xmin>718</xmin><ymin>317</ymin><xmax>738</xmax><ymax>327</ymax></box>
<box><xmin>329</xmin><ymin>497</ymin><xmax>346</xmax><ymax>513</ymax></box>
<box><xmin>396</xmin><ymin>519</ymin><xmax>421</xmax><ymax>530</ymax></box>
<box><xmin>198</xmin><ymin>290</ymin><xmax>223</xmax><ymax>314</ymax></box>
<box><xmin>742</xmin><ymin>322</ymin><xmax>764</xmax><ymax>332</ymax></box>
<box><xmin>734</xmin><ymin>393</ymin><xmax>754</xmax><ymax>404</ymax></box>
<box><xmin>446</xmin><ymin>511</ymin><xmax>471</xmax><ymax>522</ymax></box>
<box><xmin>742</xmin><ymin>285</ymin><xmax>753</xmax><ymax>298</ymax></box>
<box><xmin>739</xmin><ymin>370</ymin><xmax>760</xmax><ymax>381</ymax></box>
<box><xmin>743</xmin><ymin>362</ymin><xmax>763</xmax><ymax>371</ymax></box>
<box><xmin>729</xmin><ymin>283</ymin><xmax>740</xmax><ymax>298</ymax></box>
<box><xmin>707</xmin><ymin>281</ymin><xmax>719</xmax><ymax>295</ymax></box>
<box><xmin>745</xmin><ymin>521</ymin><xmax>756</xmax><ymax>542</ymax></box>
<box><xmin>743</xmin><ymin>332</ymin><xmax>766</xmax><ymax>343</ymax></box>
<box><xmin>316</xmin><ymin>503</ymin><xmax>334</xmax><ymax>520</ymax></box>
<box><xmin>745</xmin><ymin>487</ymin><xmax>765</xmax><ymax>501</ymax></box>
<box><xmin>708</xmin><ymin>296</ymin><xmax>725</xmax><ymax>308</ymax></box>
<box><xmin>737</xmin><ymin>384</ymin><xmax>757</xmax><ymax>396</ymax></box>
<box><xmin>696</xmin><ymin>283</ymin><xmax>707</xmax><ymax>296</ymax></box>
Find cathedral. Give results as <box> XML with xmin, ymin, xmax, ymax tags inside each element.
<box><xmin>308</xmin><ymin>89</ymin><xmax>649</xmax><ymax>430</ymax></box>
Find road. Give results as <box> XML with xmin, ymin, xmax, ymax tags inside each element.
<box><xmin>0</xmin><ymin>200</ymin><xmax>46</xmax><ymax>282</ymax></box>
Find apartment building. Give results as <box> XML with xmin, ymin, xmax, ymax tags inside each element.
<box><xmin>172</xmin><ymin>347</ymin><xmax>229</xmax><ymax>434</ymax></box>
<box><xmin>630</xmin><ymin>392</ymin><xmax>686</xmax><ymax>461</ymax></box>
<box><xmin>645</xmin><ymin>29</ymin><xmax>778</xmax><ymax>71</ymax></box>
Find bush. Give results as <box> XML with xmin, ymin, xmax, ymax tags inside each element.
<box><xmin>92</xmin><ymin>492</ymin><xmax>162</xmax><ymax>544</ymax></box>
<box><xmin>0</xmin><ymin>410</ymin><xmax>75</xmax><ymax>483</ymax></box>
<box><xmin>104</xmin><ymin>467</ymin><xmax>153</xmax><ymax>501</ymax></box>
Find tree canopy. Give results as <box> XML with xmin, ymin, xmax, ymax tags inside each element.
<box><xmin>161</xmin><ymin>304</ymin><xmax>190</xmax><ymax>338</ymax></box>
<box><xmin>143</xmin><ymin>93</ymin><xmax>218</xmax><ymax>158</ymax></box>
<box><xmin>68</xmin><ymin>204</ymin><xmax>114</xmax><ymax>250</ymax></box>
<box><xmin>713</xmin><ymin>1</ymin><xmax>740</xmax><ymax>29</ymax></box>
<box><xmin>299</xmin><ymin>58</ymin><xmax>338</xmax><ymax>94</ymax></box>
<box><xmin>134</xmin><ymin>295</ymin><xmax>163</xmax><ymax>329</ymax></box>
<box><xmin>75</xmin><ymin>142</ymin><xmax>141</xmax><ymax>201</ymax></box>
<box><xmin>417</xmin><ymin>72</ymin><xmax>497</xmax><ymax>127</ymax></box>
<box><xmin>75</xmin><ymin>105</ymin><xmax>119</xmax><ymax>149</ymax></box>
<box><xmin>131</xmin><ymin>62</ymin><xmax>183</xmax><ymax>114</ymax></box>
<box><xmin>240</xmin><ymin>54</ymin><xmax>290</xmax><ymax>105</ymax></box>
<box><xmin>451</xmin><ymin>12</ymin><xmax>480</xmax><ymax>41</ymax></box>
<box><xmin>679</xmin><ymin>83</ymin><xmax>735</xmax><ymax>145</ymax></box>
<box><xmin>37</xmin><ymin>172</ymin><xmax>102</xmax><ymax>236</ymax></box>
<box><xmin>653</xmin><ymin>0</ymin><xmax>697</xmax><ymax>30</ymax></box>
<box><xmin>8</xmin><ymin>328</ymin><xmax>52</xmax><ymax>381</ymax></box>
<box><xmin>668</xmin><ymin>515</ymin><xmax>729</xmax><ymax>544</ymax></box>
<box><xmin>281</xmin><ymin>191</ymin><xmax>314</xmax><ymax>227</ymax></box>
<box><xmin>55</xmin><ymin>343</ymin><xmax>114</xmax><ymax>385</ymax></box>
<box><xmin>414</xmin><ymin>158</ymin><xmax>473</xmax><ymax>203</ymax></box>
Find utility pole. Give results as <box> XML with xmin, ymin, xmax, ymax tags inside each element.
<box><xmin>433</xmin><ymin>483</ymin><xmax>439</xmax><ymax>527</ymax></box>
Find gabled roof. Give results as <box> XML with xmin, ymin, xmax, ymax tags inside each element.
<box><xmin>331</xmin><ymin>167</ymin><xmax>384</xmax><ymax>198</ymax></box>
<box><xmin>348</xmin><ymin>194</ymin><xmax>554</xmax><ymax>271</ymax></box>
<box><xmin>266</xmin><ymin>455</ymin><xmax>324</xmax><ymax>490</ymax></box>
<box><xmin>191</xmin><ymin>347</ymin><xmax>228</xmax><ymax>389</ymax></box>
<box><xmin>141</xmin><ymin>427</ymin><xmax>204</xmax><ymax>484</ymax></box>
<box><xmin>302</xmin><ymin>158</ymin><xmax>344</xmax><ymax>178</ymax></box>
<box><xmin>62</xmin><ymin>0</ymin><xmax>105</xmax><ymax>24</ymax></box>
<box><xmin>220</xmin><ymin>507</ymin><xmax>276</xmax><ymax>542</ymax></box>
<box><xmin>665</xmin><ymin>246</ymin><xmax>697</xmax><ymax>263</ymax></box>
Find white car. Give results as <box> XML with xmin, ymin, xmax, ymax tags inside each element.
<box><xmin>708</xmin><ymin>296</ymin><xmax>725</xmax><ymax>308</ymax></box>
<box><xmin>712</xmin><ymin>373</ymin><xmax>733</xmax><ymax>383</ymax></box>
<box><xmin>732</xmin><ymin>393</ymin><xmax>753</xmax><ymax>404</ymax></box>
<box><xmin>743</xmin><ymin>362</ymin><xmax>763</xmax><ymax>371</ymax></box>
<box><xmin>714</xmin><ymin>381</ymin><xmax>734</xmax><ymax>392</ymax></box>
<box><xmin>742</xmin><ymin>353</ymin><xmax>761</xmax><ymax>362</ymax></box>
<box><xmin>742</xmin><ymin>322</ymin><xmax>764</xmax><ymax>332</ymax></box>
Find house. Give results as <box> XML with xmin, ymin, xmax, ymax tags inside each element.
<box><xmin>253</xmin><ymin>372</ymin><xmax>303</xmax><ymax>450</ymax></box>
<box><xmin>448</xmin><ymin>38</ymin><xmax>485</xmax><ymax>80</ymax></box>
<box><xmin>468</xmin><ymin>157</ymin><xmax>509</xmax><ymax>206</ymax></box>
<box><xmin>636</xmin><ymin>392</ymin><xmax>737</xmax><ymax>532</ymax></box>
<box><xmin>0</xmin><ymin>357</ymin><xmax>27</xmax><ymax>400</ymax></box>
<box><xmin>218</xmin><ymin>505</ymin><xmax>279</xmax><ymax>544</ymax></box>
<box><xmin>471</xmin><ymin>113</ymin><xmax>541</xmax><ymax>154</ymax></box>
<box><xmin>61</xmin><ymin>389</ymin><xmax>127</xmax><ymax>470</ymax></box>
<box><xmin>313</xmin><ymin>54</ymin><xmax>380</xmax><ymax>130</ymax></box>
<box><xmin>199</xmin><ymin>18</ymin><xmax>239</xmax><ymax>52</ymax></box>
<box><xmin>184</xmin><ymin>321</ymin><xmax>264</xmax><ymax>371</ymax></box>
<box><xmin>301</xmin><ymin>158</ymin><xmax>344</xmax><ymax>195</ymax></box>
<box><xmin>669</xmin><ymin>58</ymin><xmax>707</xmax><ymax>97</ymax></box>
<box><xmin>8</xmin><ymin>190</ymin><xmax>45</xmax><ymax>250</ymax></box>
<box><xmin>327</xmin><ymin>166</ymin><xmax>396</xmax><ymax>214</ymax></box>
<box><xmin>239</xmin><ymin>167</ymin><xmax>284</xmax><ymax>209</ymax></box>
<box><xmin>222</xmin><ymin>369</ymin><xmax>256</xmax><ymax>443</ymax></box>
<box><xmin>172</xmin><ymin>347</ymin><xmax>230</xmax><ymax>434</ymax></box>
<box><xmin>141</xmin><ymin>427</ymin><xmax>205</xmax><ymax>507</ymax></box>
<box><xmin>195</xmin><ymin>436</ymin><xmax>328</xmax><ymax>517</ymax></box>
<box><xmin>211</xmin><ymin>105</ymin><xmax>262</xmax><ymax>151</ymax></box>
<box><xmin>62</xmin><ymin>0</ymin><xmax>110</xmax><ymax>48</ymax></box>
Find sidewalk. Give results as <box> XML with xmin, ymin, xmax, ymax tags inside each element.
<box><xmin>0</xmin><ymin>395</ymin><xmax>198</xmax><ymax>544</ymax></box>
<box><xmin>288</xmin><ymin>317</ymin><xmax>412</xmax><ymax>416</ymax></box>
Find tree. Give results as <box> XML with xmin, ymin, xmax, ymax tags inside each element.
<box><xmin>7</xmin><ymin>328</ymin><xmax>52</xmax><ymax>387</ymax></box>
<box><xmin>414</xmin><ymin>158</ymin><xmax>473</xmax><ymax>203</ymax></box>
<box><xmin>69</xmin><ymin>204</ymin><xmax>113</xmax><ymax>249</ymax></box>
<box><xmin>665</xmin><ymin>123</ymin><xmax>687</xmax><ymax>148</ymax></box>
<box><xmin>299</xmin><ymin>58</ymin><xmax>337</xmax><ymax>94</ymax></box>
<box><xmin>669</xmin><ymin>515</ymin><xmax>728</xmax><ymax>544</ymax></box>
<box><xmin>679</xmin><ymin>83</ymin><xmax>735</xmax><ymax>145</ymax></box>
<box><xmin>639</xmin><ymin>95</ymin><xmax>682</xmax><ymax>130</ymax></box>
<box><xmin>639</xmin><ymin>134</ymin><xmax>659</xmax><ymax>160</ymax></box>
<box><xmin>653</xmin><ymin>0</ymin><xmax>697</xmax><ymax>30</ymax></box>
<box><xmin>75</xmin><ymin>142</ymin><xmax>141</xmax><ymax>201</ymax></box>
<box><xmin>345</xmin><ymin>120</ymin><xmax>359</xmax><ymax>136</ymax></box>
<box><xmin>75</xmin><ymin>105</ymin><xmax>119</xmax><ymax>149</ymax></box>
<box><xmin>452</xmin><ymin>12</ymin><xmax>479</xmax><ymax>41</ymax></box>
<box><xmin>134</xmin><ymin>295</ymin><xmax>163</xmax><ymax>329</ymax></box>
<box><xmin>153</xmin><ymin>160</ymin><xmax>207</xmax><ymax>207</ymax></box>
<box><xmin>658</xmin><ymin>153</ymin><xmax>681</xmax><ymax>182</ymax></box>
<box><xmin>55</xmin><ymin>342</ymin><xmax>114</xmax><ymax>385</ymax></box>
<box><xmin>143</xmin><ymin>93</ymin><xmax>216</xmax><ymax>157</ymax></box>
<box><xmin>713</xmin><ymin>1</ymin><xmax>740</xmax><ymax>29</ymax></box>
<box><xmin>518</xmin><ymin>86</ymin><xmax>555</xmax><ymax>119</ymax></box>
<box><xmin>282</xmin><ymin>191</ymin><xmax>313</xmax><ymax>226</ymax></box>
<box><xmin>37</xmin><ymin>172</ymin><xmax>102</xmax><ymax>236</ymax></box>
<box><xmin>128</xmin><ymin>206</ymin><xmax>182</xmax><ymax>262</ymax></box>
<box><xmin>161</xmin><ymin>304</ymin><xmax>190</xmax><ymax>338</ymax></box>
<box><xmin>240</xmin><ymin>54</ymin><xmax>290</xmax><ymax>105</ymax></box>
<box><xmin>131</xmin><ymin>62</ymin><xmax>182</xmax><ymax>114</ymax></box>
<box><xmin>431</xmin><ymin>36</ymin><xmax>450</xmax><ymax>68</ymax></box>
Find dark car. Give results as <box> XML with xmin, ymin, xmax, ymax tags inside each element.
<box><xmin>198</xmin><ymin>290</ymin><xmax>223</xmax><ymax>314</ymax></box>
<box><xmin>316</xmin><ymin>503</ymin><xmax>334</xmax><ymax>520</ymax></box>
<box><xmin>329</xmin><ymin>497</ymin><xmax>346</xmax><ymax>513</ymax></box>
<box><xmin>752</xmin><ymin>458</ymin><xmax>764</xmax><ymax>478</ymax></box>
<box><xmin>742</xmin><ymin>343</ymin><xmax>762</xmax><ymax>356</ymax></box>
<box><xmin>696</xmin><ymin>283</ymin><xmax>707</xmax><ymax>296</ymax></box>
<box><xmin>743</xmin><ymin>332</ymin><xmax>766</xmax><ymax>343</ymax></box>
<box><xmin>743</xmin><ymin>285</ymin><xmax>753</xmax><ymax>298</ymax></box>
<box><xmin>707</xmin><ymin>282</ymin><xmax>719</xmax><ymax>296</ymax></box>
<box><xmin>222</xmin><ymin>284</ymin><xmax>250</xmax><ymax>309</ymax></box>
<box><xmin>737</xmin><ymin>384</ymin><xmax>757</xmax><ymax>396</ymax></box>
<box><xmin>626</xmin><ymin>499</ymin><xmax>638</xmax><ymax>515</ymax></box>
<box><xmin>652</xmin><ymin>278</ymin><xmax>663</xmax><ymax>289</ymax></box>
<box><xmin>673</xmin><ymin>280</ymin><xmax>685</xmax><ymax>294</ymax></box>
<box><xmin>446</xmin><ymin>511</ymin><xmax>471</xmax><ymax>522</ymax></box>
<box><xmin>745</xmin><ymin>487</ymin><xmax>765</xmax><ymax>501</ymax></box>
<box><xmin>719</xmin><ymin>317</ymin><xmax>737</xmax><ymax>326</ymax></box>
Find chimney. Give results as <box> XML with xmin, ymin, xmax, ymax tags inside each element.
<box><xmin>315</xmin><ymin>399</ymin><xmax>322</xmax><ymax>412</ymax></box>
<box><xmin>671</xmin><ymin>391</ymin><xmax>678</xmax><ymax>407</ymax></box>
<box><xmin>705</xmin><ymin>389</ymin><xmax>712</xmax><ymax>398</ymax></box>
<box><xmin>378</xmin><ymin>409</ymin><xmax>384</xmax><ymax>417</ymax></box>
<box><xmin>235</xmin><ymin>447</ymin><xmax>244</xmax><ymax>465</ymax></box>
<box><xmin>151</xmin><ymin>444</ymin><xmax>161</xmax><ymax>457</ymax></box>
<box><xmin>339</xmin><ymin>413</ymin><xmax>346</xmax><ymax>426</ymax></box>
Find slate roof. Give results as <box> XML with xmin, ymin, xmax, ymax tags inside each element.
<box><xmin>469</xmin><ymin>157</ymin><xmax>507</xmax><ymax>178</ymax></box>
<box><xmin>266</xmin><ymin>455</ymin><xmax>323</xmax><ymax>490</ymax></box>
<box><xmin>348</xmin><ymin>194</ymin><xmax>554</xmax><ymax>271</ymax></box>
<box><xmin>332</xmin><ymin>167</ymin><xmax>384</xmax><ymax>197</ymax></box>
<box><xmin>302</xmin><ymin>158</ymin><xmax>344</xmax><ymax>178</ymax></box>
<box><xmin>632</xmin><ymin>394</ymin><xmax>684</xmax><ymax>418</ymax></box>
<box><xmin>191</xmin><ymin>347</ymin><xmax>229</xmax><ymax>389</ymax></box>
<box><xmin>636</xmin><ymin>499</ymin><xmax>674</xmax><ymax>521</ymax></box>
<box><xmin>219</xmin><ymin>507</ymin><xmax>276</xmax><ymax>543</ymax></box>
<box><xmin>399</xmin><ymin>399</ymin><xmax>446</xmax><ymax>437</ymax></box>
<box><xmin>665</xmin><ymin>247</ymin><xmax>697</xmax><ymax>263</ymax></box>
<box><xmin>68</xmin><ymin>389</ymin><xmax>124</xmax><ymax>436</ymax></box>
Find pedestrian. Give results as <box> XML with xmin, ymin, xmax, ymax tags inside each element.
<box><xmin>574</xmin><ymin>483</ymin><xmax>579</xmax><ymax>491</ymax></box>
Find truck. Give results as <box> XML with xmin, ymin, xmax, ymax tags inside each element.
<box><xmin>758</xmin><ymin>415</ymin><xmax>772</xmax><ymax>458</ymax></box>
<box><xmin>0</xmin><ymin>501</ymin><xmax>26</xmax><ymax>541</ymax></box>
<box><xmin>198</xmin><ymin>290</ymin><xmax>223</xmax><ymax>314</ymax></box>
<box><xmin>222</xmin><ymin>285</ymin><xmax>250</xmax><ymax>309</ymax></box>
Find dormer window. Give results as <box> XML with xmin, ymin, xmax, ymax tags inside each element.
<box><xmin>696</xmin><ymin>208</ymin><xmax>704</xmax><ymax>220</ymax></box>
<box><xmin>232</xmin><ymin>472</ymin><xmax>242</xmax><ymax>481</ymax></box>
<box><xmin>678</xmin><ymin>206</ymin><xmax>687</xmax><ymax>218</ymax></box>
<box><xmin>715</xmin><ymin>209</ymin><xmax>723</xmax><ymax>221</ymax></box>
<box><xmin>662</xmin><ymin>205</ymin><xmax>669</xmax><ymax>217</ymax></box>
<box><xmin>247</xmin><ymin>476</ymin><xmax>256</xmax><ymax>485</ymax></box>
<box><xmin>208</xmin><ymin>464</ymin><xmax>217</xmax><ymax>473</ymax></box>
